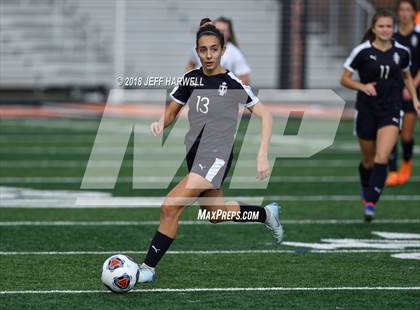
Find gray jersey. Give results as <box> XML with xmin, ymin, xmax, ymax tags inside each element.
<box><xmin>170</xmin><ymin>67</ymin><xmax>258</xmax><ymax>158</ymax></box>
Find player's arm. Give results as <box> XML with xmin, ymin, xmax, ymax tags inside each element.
<box><xmin>413</xmin><ymin>69</ymin><xmax>420</xmax><ymax>88</ymax></box>
<box><xmin>150</xmin><ymin>101</ymin><xmax>183</xmax><ymax>136</ymax></box>
<box><xmin>238</xmin><ymin>74</ymin><xmax>250</xmax><ymax>86</ymax></box>
<box><xmin>340</xmin><ymin>69</ymin><xmax>377</xmax><ymax>96</ymax></box>
<box><xmin>402</xmin><ymin>70</ymin><xmax>420</xmax><ymax>110</ymax></box>
<box><xmin>403</xmin><ymin>69</ymin><xmax>420</xmax><ymax>100</ymax></box>
<box><xmin>247</xmin><ymin>102</ymin><xmax>272</xmax><ymax>180</ymax></box>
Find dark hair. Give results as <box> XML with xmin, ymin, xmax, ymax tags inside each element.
<box><xmin>362</xmin><ymin>9</ymin><xmax>395</xmax><ymax>42</ymax></box>
<box><xmin>196</xmin><ymin>18</ymin><xmax>225</xmax><ymax>48</ymax></box>
<box><xmin>396</xmin><ymin>0</ymin><xmax>417</xmax><ymax>12</ymax></box>
<box><xmin>199</xmin><ymin>18</ymin><xmax>212</xmax><ymax>27</ymax></box>
<box><xmin>215</xmin><ymin>16</ymin><xmax>238</xmax><ymax>47</ymax></box>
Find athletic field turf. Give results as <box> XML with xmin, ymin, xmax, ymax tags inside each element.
<box><xmin>0</xmin><ymin>116</ymin><xmax>419</xmax><ymax>309</ymax></box>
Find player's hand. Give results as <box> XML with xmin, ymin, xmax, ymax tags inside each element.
<box><xmin>402</xmin><ymin>87</ymin><xmax>411</xmax><ymax>101</ymax></box>
<box><xmin>413</xmin><ymin>98</ymin><xmax>420</xmax><ymax>112</ymax></box>
<box><xmin>256</xmin><ymin>155</ymin><xmax>270</xmax><ymax>180</ymax></box>
<box><xmin>150</xmin><ymin>120</ymin><xmax>163</xmax><ymax>136</ymax></box>
<box><xmin>361</xmin><ymin>82</ymin><xmax>377</xmax><ymax>96</ymax></box>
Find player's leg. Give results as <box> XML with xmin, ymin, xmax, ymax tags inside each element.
<box><xmin>386</xmin><ymin>143</ymin><xmax>399</xmax><ymax>186</ymax></box>
<box><xmin>198</xmin><ymin>190</ymin><xmax>266</xmax><ymax>223</ymax></box>
<box><xmin>364</xmin><ymin>125</ymin><xmax>399</xmax><ymax>221</ymax></box>
<box><xmin>355</xmin><ymin>109</ymin><xmax>375</xmax><ymax>203</ymax></box>
<box><xmin>198</xmin><ymin>189</ymin><xmax>283</xmax><ymax>242</ymax></box>
<box><xmin>385</xmin><ymin>110</ymin><xmax>402</xmax><ymax>187</ymax></box>
<box><xmin>226</xmin><ymin>199</ymin><xmax>283</xmax><ymax>243</ymax></box>
<box><xmin>399</xmin><ymin>111</ymin><xmax>417</xmax><ymax>184</ymax></box>
<box><xmin>191</xmin><ymin>145</ymin><xmax>272</xmax><ymax>225</ymax></box>
<box><xmin>139</xmin><ymin>172</ymin><xmax>213</xmax><ymax>283</ymax></box>
<box><xmin>357</xmin><ymin>138</ymin><xmax>376</xmax><ymax>204</ymax></box>
<box><xmin>197</xmin><ymin>188</ymin><xmax>233</xmax><ymax>223</ymax></box>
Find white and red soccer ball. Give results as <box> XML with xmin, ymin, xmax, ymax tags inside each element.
<box><xmin>101</xmin><ymin>254</ymin><xmax>139</xmax><ymax>293</ymax></box>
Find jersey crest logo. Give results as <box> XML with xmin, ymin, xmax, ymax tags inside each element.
<box><xmin>218</xmin><ymin>82</ymin><xmax>228</xmax><ymax>96</ymax></box>
<box><xmin>393</xmin><ymin>52</ymin><xmax>400</xmax><ymax>65</ymax></box>
<box><xmin>369</xmin><ymin>55</ymin><xmax>377</xmax><ymax>61</ymax></box>
<box><xmin>411</xmin><ymin>35</ymin><xmax>418</xmax><ymax>47</ymax></box>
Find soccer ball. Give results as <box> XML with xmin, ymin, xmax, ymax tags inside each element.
<box><xmin>101</xmin><ymin>254</ymin><xmax>140</xmax><ymax>293</ymax></box>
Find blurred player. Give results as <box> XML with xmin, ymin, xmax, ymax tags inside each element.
<box><xmin>386</xmin><ymin>0</ymin><xmax>420</xmax><ymax>186</ymax></box>
<box><xmin>186</xmin><ymin>16</ymin><xmax>251</xmax><ymax>85</ymax></box>
<box><xmin>137</xmin><ymin>18</ymin><xmax>283</xmax><ymax>283</ymax></box>
<box><xmin>341</xmin><ymin>10</ymin><xmax>420</xmax><ymax>222</ymax></box>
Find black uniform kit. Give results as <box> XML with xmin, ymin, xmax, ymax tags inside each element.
<box><xmin>394</xmin><ymin>27</ymin><xmax>420</xmax><ymax>114</ymax></box>
<box><xmin>344</xmin><ymin>40</ymin><xmax>411</xmax><ymax>140</ymax></box>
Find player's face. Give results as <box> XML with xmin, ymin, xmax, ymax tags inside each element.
<box><xmin>397</xmin><ymin>2</ymin><xmax>415</xmax><ymax>25</ymax></box>
<box><xmin>196</xmin><ymin>35</ymin><xmax>224</xmax><ymax>72</ymax></box>
<box><xmin>372</xmin><ymin>17</ymin><xmax>394</xmax><ymax>42</ymax></box>
<box><xmin>214</xmin><ymin>21</ymin><xmax>230</xmax><ymax>43</ymax></box>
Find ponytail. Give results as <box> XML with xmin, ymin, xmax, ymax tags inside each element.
<box><xmin>362</xmin><ymin>28</ymin><xmax>376</xmax><ymax>43</ymax></box>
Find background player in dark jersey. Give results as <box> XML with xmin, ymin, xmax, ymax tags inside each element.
<box><xmin>341</xmin><ymin>10</ymin><xmax>420</xmax><ymax>222</ymax></box>
<box><xmin>386</xmin><ymin>0</ymin><xmax>420</xmax><ymax>186</ymax></box>
<box><xmin>136</xmin><ymin>19</ymin><xmax>283</xmax><ymax>283</ymax></box>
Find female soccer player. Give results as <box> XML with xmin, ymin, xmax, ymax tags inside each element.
<box><xmin>386</xmin><ymin>0</ymin><xmax>420</xmax><ymax>186</ymax></box>
<box><xmin>187</xmin><ymin>16</ymin><xmax>251</xmax><ymax>85</ymax></box>
<box><xmin>137</xmin><ymin>19</ymin><xmax>283</xmax><ymax>283</ymax></box>
<box><xmin>341</xmin><ymin>9</ymin><xmax>420</xmax><ymax>222</ymax></box>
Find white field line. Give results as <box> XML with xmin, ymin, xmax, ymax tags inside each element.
<box><xmin>1</xmin><ymin>176</ymin><xmax>420</xmax><ymax>183</ymax></box>
<box><xmin>1</xmin><ymin>187</ymin><xmax>418</xmax><ymax>202</ymax></box>
<box><xmin>0</xmin><ymin>146</ymin><xmax>186</xmax><ymax>155</ymax></box>
<box><xmin>0</xmin><ymin>143</ymin><xmax>370</xmax><ymax>154</ymax></box>
<box><xmin>1</xmin><ymin>249</ymin><xmax>420</xmax><ymax>256</ymax></box>
<box><xmin>1</xmin><ymin>286</ymin><xmax>420</xmax><ymax>295</ymax></box>
<box><xmin>0</xmin><ymin>138</ymin><xmax>355</xmax><ymax>148</ymax></box>
<box><xmin>0</xmin><ymin>121</ymin><xmax>158</xmax><ymax>132</ymax></box>
<box><xmin>0</xmin><ymin>118</ymin><xmax>351</xmax><ymax>131</ymax></box>
<box><xmin>0</xmin><ymin>136</ymin><xmax>357</xmax><ymax>145</ymax></box>
<box><xmin>1</xmin><ymin>159</ymin><xmax>362</xmax><ymax>168</ymax></box>
<box><xmin>2</xmin><ymin>144</ymin><xmax>420</xmax><ymax>154</ymax></box>
<box><xmin>0</xmin><ymin>145</ymin><xmax>418</xmax><ymax>156</ymax></box>
<box><xmin>0</xmin><ymin>219</ymin><xmax>419</xmax><ymax>226</ymax></box>
<box><xmin>2</xmin><ymin>195</ymin><xmax>419</xmax><ymax>208</ymax></box>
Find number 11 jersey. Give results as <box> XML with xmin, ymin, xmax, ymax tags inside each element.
<box><xmin>344</xmin><ymin>40</ymin><xmax>411</xmax><ymax>110</ymax></box>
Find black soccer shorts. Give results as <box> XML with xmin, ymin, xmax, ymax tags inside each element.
<box><xmin>354</xmin><ymin>105</ymin><xmax>402</xmax><ymax>140</ymax></box>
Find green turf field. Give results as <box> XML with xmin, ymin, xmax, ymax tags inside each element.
<box><xmin>0</xmin><ymin>117</ymin><xmax>419</xmax><ymax>309</ymax></box>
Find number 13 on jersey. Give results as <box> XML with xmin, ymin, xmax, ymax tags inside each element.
<box><xmin>196</xmin><ymin>96</ymin><xmax>210</xmax><ymax>114</ymax></box>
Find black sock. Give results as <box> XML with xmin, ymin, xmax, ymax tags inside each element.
<box><xmin>144</xmin><ymin>230</ymin><xmax>174</xmax><ymax>268</ymax></box>
<box><xmin>388</xmin><ymin>145</ymin><xmax>398</xmax><ymax>172</ymax></box>
<box><xmin>402</xmin><ymin>139</ymin><xmax>414</xmax><ymax>161</ymax></box>
<box><xmin>365</xmin><ymin>163</ymin><xmax>387</xmax><ymax>204</ymax></box>
<box><xmin>358</xmin><ymin>162</ymin><xmax>372</xmax><ymax>195</ymax></box>
<box><xmin>233</xmin><ymin>203</ymin><xmax>267</xmax><ymax>223</ymax></box>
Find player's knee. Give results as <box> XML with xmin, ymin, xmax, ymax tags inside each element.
<box><xmin>401</xmin><ymin>131</ymin><xmax>412</xmax><ymax>142</ymax></box>
<box><xmin>160</xmin><ymin>204</ymin><xmax>182</xmax><ymax>221</ymax></box>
